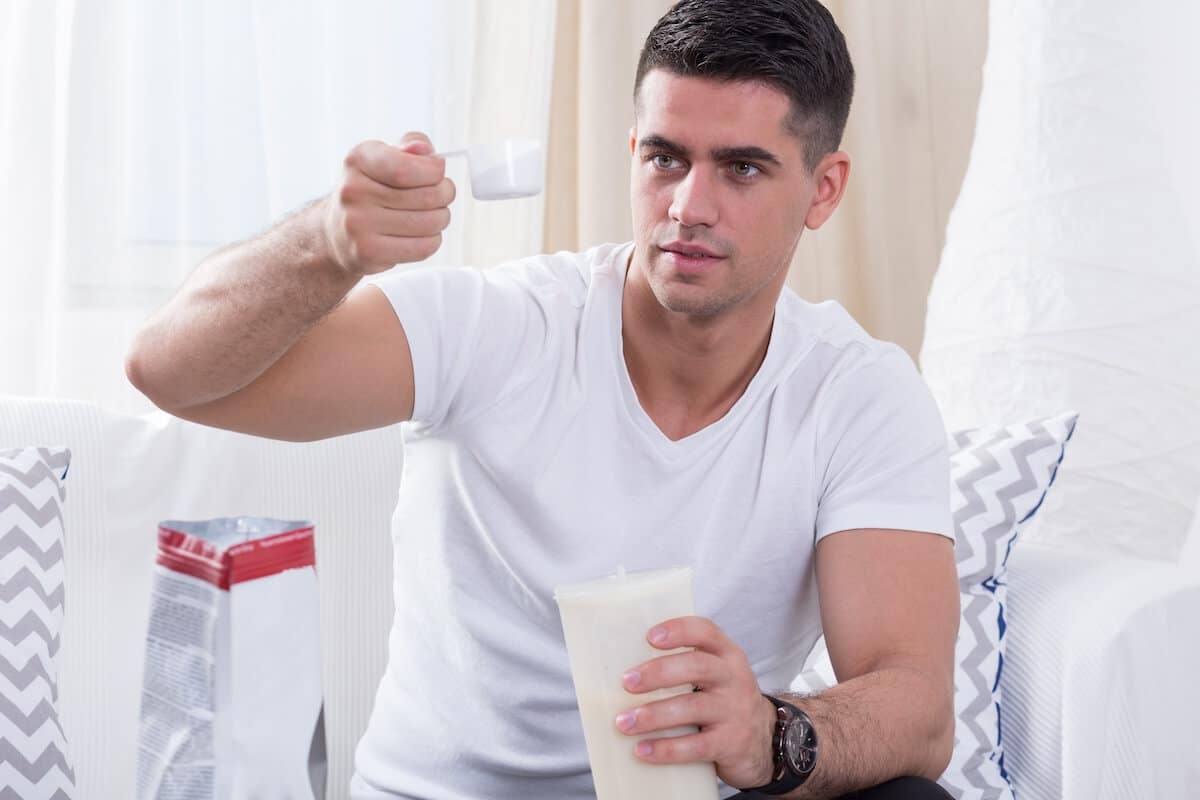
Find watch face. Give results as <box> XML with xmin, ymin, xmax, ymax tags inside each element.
<box><xmin>783</xmin><ymin>718</ymin><xmax>817</xmax><ymax>774</ymax></box>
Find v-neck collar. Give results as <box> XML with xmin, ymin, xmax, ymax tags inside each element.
<box><xmin>605</xmin><ymin>244</ymin><xmax>785</xmax><ymax>463</ymax></box>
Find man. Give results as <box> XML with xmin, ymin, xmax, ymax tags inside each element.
<box><xmin>126</xmin><ymin>1</ymin><xmax>959</xmax><ymax>798</ymax></box>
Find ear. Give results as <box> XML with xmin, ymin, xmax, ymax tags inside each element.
<box><xmin>804</xmin><ymin>151</ymin><xmax>851</xmax><ymax>231</ymax></box>
<box><xmin>629</xmin><ymin>125</ymin><xmax>637</xmax><ymax>155</ymax></box>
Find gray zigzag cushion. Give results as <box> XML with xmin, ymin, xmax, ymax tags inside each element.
<box><xmin>792</xmin><ymin>411</ymin><xmax>1078</xmax><ymax>800</ymax></box>
<box><xmin>1</xmin><ymin>446</ymin><xmax>76</xmax><ymax>799</ymax></box>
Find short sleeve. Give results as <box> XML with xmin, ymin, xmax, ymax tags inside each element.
<box><xmin>813</xmin><ymin>344</ymin><xmax>953</xmax><ymax>543</ymax></box>
<box><xmin>363</xmin><ymin>262</ymin><xmax>555</xmax><ymax>430</ymax></box>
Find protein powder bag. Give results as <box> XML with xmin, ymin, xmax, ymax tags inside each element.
<box><xmin>137</xmin><ymin>517</ymin><xmax>326</xmax><ymax>799</ymax></box>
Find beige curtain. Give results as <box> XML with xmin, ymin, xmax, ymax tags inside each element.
<box><xmin>544</xmin><ymin>0</ymin><xmax>675</xmax><ymax>252</ymax></box>
<box><xmin>544</xmin><ymin>0</ymin><xmax>988</xmax><ymax>361</ymax></box>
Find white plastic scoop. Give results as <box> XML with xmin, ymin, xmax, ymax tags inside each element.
<box><xmin>435</xmin><ymin>138</ymin><xmax>544</xmax><ymax>201</ymax></box>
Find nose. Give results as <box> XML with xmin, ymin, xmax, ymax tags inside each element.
<box><xmin>668</xmin><ymin>167</ymin><xmax>719</xmax><ymax>228</ymax></box>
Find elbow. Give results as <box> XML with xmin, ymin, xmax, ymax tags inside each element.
<box><xmin>124</xmin><ymin>339</ymin><xmax>152</xmax><ymax>399</ymax></box>
<box><xmin>921</xmin><ymin>696</ymin><xmax>955</xmax><ymax>781</ymax></box>
<box><xmin>896</xmin><ymin>661</ymin><xmax>955</xmax><ymax>782</ymax></box>
<box><xmin>124</xmin><ymin>333</ymin><xmax>177</xmax><ymax>412</ymax></box>
<box><xmin>926</xmin><ymin>723</ymin><xmax>954</xmax><ymax>781</ymax></box>
<box><xmin>890</xmin><ymin>661</ymin><xmax>956</xmax><ymax>781</ymax></box>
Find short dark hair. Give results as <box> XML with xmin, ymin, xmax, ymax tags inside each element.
<box><xmin>634</xmin><ymin>0</ymin><xmax>855</xmax><ymax>171</ymax></box>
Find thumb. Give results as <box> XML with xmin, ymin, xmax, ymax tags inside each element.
<box><xmin>397</xmin><ymin>131</ymin><xmax>435</xmax><ymax>156</ymax></box>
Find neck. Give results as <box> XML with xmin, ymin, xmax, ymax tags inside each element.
<box><xmin>620</xmin><ymin>250</ymin><xmax>778</xmax><ymax>441</ymax></box>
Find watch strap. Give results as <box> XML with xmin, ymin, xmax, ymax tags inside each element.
<box><xmin>744</xmin><ymin>693</ymin><xmax>817</xmax><ymax>796</ymax></box>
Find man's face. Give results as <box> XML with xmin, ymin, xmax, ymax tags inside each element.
<box><xmin>629</xmin><ymin>70</ymin><xmax>820</xmax><ymax>319</ymax></box>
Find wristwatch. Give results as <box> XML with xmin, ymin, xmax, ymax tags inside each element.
<box><xmin>745</xmin><ymin>694</ymin><xmax>819</xmax><ymax>795</ymax></box>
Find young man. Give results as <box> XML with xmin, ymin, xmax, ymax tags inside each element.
<box><xmin>126</xmin><ymin>1</ymin><xmax>959</xmax><ymax>798</ymax></box>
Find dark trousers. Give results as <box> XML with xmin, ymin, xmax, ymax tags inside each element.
<box><xmin>732</xmin><ymin>775</ymin><xmax>954</xmax><ymax>799</ymax></box>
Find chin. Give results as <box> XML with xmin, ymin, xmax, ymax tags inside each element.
<box><xmin>652</xmin><ymin>282</ymin><xmax>729</xmax><ymax>318</ymax></box>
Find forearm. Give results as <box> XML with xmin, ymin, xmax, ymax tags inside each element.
<box><xmin>126</xmin><ymin>196</ymin><xmax>358</xmax><ymax>410</ymax></box>
<box><xmin>769</xmin><ymin>666</ymin><xmax>953</xmax><ymax>799</ymax></box>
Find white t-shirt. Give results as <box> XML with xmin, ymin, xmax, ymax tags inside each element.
<box><xmin>353</xmin><ymin>242</ymin><xmax>952</xmax><ymax>800</ymax></box>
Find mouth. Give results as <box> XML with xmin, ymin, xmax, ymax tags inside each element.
<box><xmin>657</xmin><ymin>242</ymin><xmax>726</xmax><ymax>273</ymax></box>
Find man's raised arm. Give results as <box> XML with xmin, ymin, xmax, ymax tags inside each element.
<box><xmin>125</xmin><ymin>132</ymin><xmax>454</xmax><ymax>441</ymax></box>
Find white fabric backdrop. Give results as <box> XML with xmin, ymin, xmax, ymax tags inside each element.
<box><xmin>0</xmin><ymin>0</ymin><xmax>556</xmax><ymax>415</ymax></box>
<box><xmin>920</xmin><ymin>0</ymin><xmax>1200</xmax><ymax>562</ymax></box>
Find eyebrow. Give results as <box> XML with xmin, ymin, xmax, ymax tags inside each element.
<box><xmin>638</xmin><ymin>134</ymin><xmax>783</xmax><ymax>167</ymax></box>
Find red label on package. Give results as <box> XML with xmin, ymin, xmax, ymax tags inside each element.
<box><xmin>157</xmin><ymin>525</ymin><xmax>315</xmax><ymax>589</ymax></box>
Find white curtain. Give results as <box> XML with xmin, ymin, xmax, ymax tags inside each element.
<box><xmin>0</xmin><ymin>0</ymin><xmax>557</xmax><ymax>416</ymax></box>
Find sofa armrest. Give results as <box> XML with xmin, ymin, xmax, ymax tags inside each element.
<box><xmin>1002</xmin><ymin>541</ymin><xmax>1200</xmax><ymax>800</ymax></box>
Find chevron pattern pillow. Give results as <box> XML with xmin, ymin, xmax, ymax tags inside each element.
<box><xmin>792</xmin><ymin>411</ymin><xmax>1078</xmax><ymax>800</ymax></box>
<box><xmin>1</xmin><ymin>446</ymin><xmax>76</xmax><ymax>799</ymax></box>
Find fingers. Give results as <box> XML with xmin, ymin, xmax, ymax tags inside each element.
<box><xmin>613</xmin><ymin>617</ymin><xmax>775</xmax><ymax>787</ymax></box>
<box><xmin>350</xmin><ymin>176</ymin><xmax>457</xmax><ymax>212</ymax></box>
<box><xmin>625</xmin><ymin>696</ymin><xmax>777</xmax><ymax>788</ymax></box>
<box><xmin>326</xmin><ymin>132</ymin><xmax>454</xmax><ymax>274</ymax></box>
<box><xmin>615</xmin><ymin>689</ymin><xmax>719</xmax><ymax>735</ymax></box>
<box><xmin>344</xmin><ymin>205</ymin><xmax>451</xmax><ymax>240</ymax></box>
<box><xmin>396</xmin><ymin>130</ymin><xmax>435</xmax><ymax>155</ymax></box>
<box><xmin>646</xmin><ymin>616</ymin><xmax>737</xmax><ymax>657</ymax></box>
<box><xmin>333</xmin><ymin>193</ymin><xmax>450</xmax><ymax>270</ymax></box>
<box><xmin>630</xmin><ymin>730</ymin><xmax>717</xmax><ymax>764</ymax></box>
<box><xmin>345</xmin><ymin>137</ymin><xmax>445</xmax><ymax>190</ymax></box>
<box><xmin>623</xmin><ymin>649</ymin><xmax>728</xmax><ymax>694</ymax></box>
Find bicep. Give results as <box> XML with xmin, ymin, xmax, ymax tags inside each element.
<box><xmin>815</xmin><ymin>528</ymin><xmax>959</xmax><ymax>686</ymax></box>
<box><xmin>171</xmin><ymin>283</ymin><xmax>415</xmax><ymax>441</ymax></box>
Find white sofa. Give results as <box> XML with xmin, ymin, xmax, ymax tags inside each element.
<box><xmin>3</xmin><ymin>394</ymin><xmax>1198</xmax><ymax>799</ymax></box>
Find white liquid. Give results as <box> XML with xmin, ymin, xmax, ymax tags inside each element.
<box><xmin>555</xmin><ymin>567</ymin><xmax>720</xmax><ymax>800</ymax></box>
<box><xmin>577</xmin><ymin>690</ymin><xmax>717</xmax><ymax>800</ymax></box>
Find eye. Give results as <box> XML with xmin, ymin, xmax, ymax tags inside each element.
<box><xmin>731</xmin><ymin>161</ymin><xmax>761</xmax><ymax>178</ymax></box>
<box><xmin>651</xmin><ymin>154</ymin><xmax>679</xmax><ymax>169</ymax></box>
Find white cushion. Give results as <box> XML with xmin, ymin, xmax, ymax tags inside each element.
<box><xmin>1001</xmin><ymin>542</ymin><xmax>1200</xmax><ymax>799</ymax></box>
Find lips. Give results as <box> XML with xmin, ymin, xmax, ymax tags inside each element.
<box><xmin>659</xmin><ymin>241</ymin><xmax>723</xmax><ymax>259</ymax></box>
<box><xmin>658</xmin><ymin>243</ymin><xmax>725</xmax><ymax>275</ymax></box>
